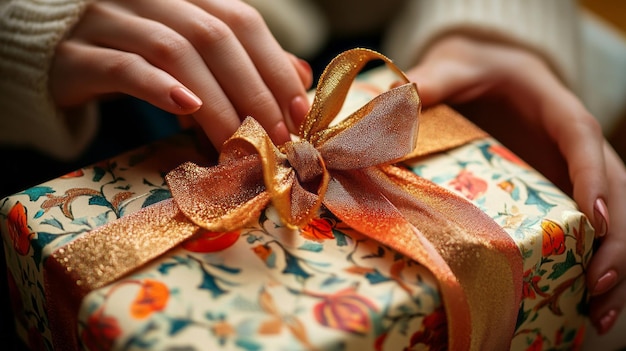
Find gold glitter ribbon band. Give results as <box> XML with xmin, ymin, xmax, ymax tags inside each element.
<box><xmin>44</xmin><ymin>49</ymin><xmax>523</xmax><ymax>350</ymax></box>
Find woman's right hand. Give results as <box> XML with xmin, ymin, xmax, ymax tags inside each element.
<box><xmin>50</xmin><ymin>0</ymin><xmax>313</xmax><ymax>149</ymax></box>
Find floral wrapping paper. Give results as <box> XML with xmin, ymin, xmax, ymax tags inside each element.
<box><xmin>1</xmin><ymin>68</ymin><xmax>594</xmax><ymax>351</ymax></box>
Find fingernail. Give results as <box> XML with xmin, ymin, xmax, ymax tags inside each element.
<box><xmin>171</xmin><ymin>87</ymin><xmax>202</xmax><ymax>110</ymax></box>
<box><xmin>298</xmin><ymin>58</ymin><xmax>312</xmax><ymax>78</ymax></box>
<box><xmin>289</xmin><ymin>95</ymin><xmax>310</xmax><ymax>132</ymax></box>
<box><xmin>595</xmin><ymin>309</ymin><xmax>618</xmax><ymax>335</ymax></box>
<box><xmin>271</xmin><ymin>120</ymin><xmax>291</xmax><ymax>145</ymax></box>
<box><xmin>594</xmin><ymin>198</ymin><xmax>609</xmax><ymax>237</ymax></box>
<box><xmin>291</xmin><ymin>56</ymin><xmax>313</xmax><ymax>89</ymax></box>
<box><xmin>593</xmin><ymin>269</ymin><xmax>617</xmax><ymax>296</ymax></box>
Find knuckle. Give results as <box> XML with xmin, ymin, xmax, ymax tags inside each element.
<box><xmin>568</xmin><ymin>108</ymin><xmax>604</xmax><ymax>140</ymax></box>
<box><xmin>199</xmin><ymin>92</ymin><xmax>237</xmax><ymax>121</ymax></box>
<box><xmin>53</xmin><ymin>40</ymin><xmax>73</xmax><ymax>59</ymax></box>
<box><xmin>246</xmin><ymin>89</ymin><xmax>279</xmax><ymax>117</ymax></box>
<box><xmin>222</xmin><ymin>4</ymin><xmax>265</xmax><ymax>32</ymax></box>
<box><xmin>149</xmin><ymin>30</ymin><xmax>191</xmax><ymax>63</ymax></box>
<box><xmin>82</xmin><ymin>1</ymin><xmax>109</xmax><ymax>18</ymax></box>
<box><xmin>103</xmin><ymin>52</ymin><xmax>144</xmax><ymax>77</ymax></box>
<box><xmin>188</xmin><ymin>16</ymin><xmax>232</xmax><ymax>47</ymax></box>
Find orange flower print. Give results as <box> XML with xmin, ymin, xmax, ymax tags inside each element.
<box><xmin>449</xmin><ymin>170</ymin><xmax>487</xmax><ymax>200</ymax></box>
<box><xmin>541</xmin><ymin>219</ymin><xmax>566</xmax><ymax>257</ymax></box>
<box><xmin>489</xmin><ymin>144</ymin><xmax>529</xmax><ymax>167</ymax></box>
<box><xmin>406</xmin><ymin>306</ymin><xmax>448</xmax><ymax>351</ymax></box>
<box><xmin>7</xmin><ymin>202</ymin><xmax>34</xmax><ymax>255</ymax></box>
<box><xmin>313</xmin><ymin>288</ymin><xmax>378</xmax><ymax>335</ymax></box>
<box><xmin>81</xmin><ymin>308</ymin><xmax>121</xmax><ymax>351</ymax></box>
<box><xmin>300</xmin><ymin>217</ymin><xmax>335</xmax><ymax>241</ymax></box>
<box><xmin>522</xmin><ymin>269</ymin><xmax>548</xmax><ymax>299</ymax></box>
<box><xmin>253</xmin><ymin>244</ymin><xmax>273</xmax><ymax>262</ymax></box>
<box><xmin>130</xmin><ymin>279</ymin><xmax>169</xmax><ymax>319</ymax></box>
<box><xmin>212</xmin><ymin>320</ymin><xmax>236</xmax><ymax>338</ymax></box>
<box><xmin>497</xmin><ymin>180</ymin><xmax>515</xmax><ymax>194</ymax></box>
<box><xmin>182</xmin><ymin>230</ymin><xmax>239</xmax><ymax>253</ymax></box>
<box><xmin>525</xmin><ymin>333</ymin><xmax>544</xmax><ymax>351</ymax></box>
<box><xmin>60</xmin><ymin>169</ymin><xmax>84</xmax><ymax>178</ymax></box>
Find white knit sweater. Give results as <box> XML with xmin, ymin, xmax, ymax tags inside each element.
<box><xmin>0</xmin><ymin>0</ymin><xmax>97</xmax><ymax>160</ymax></box>
<box><xmin>0</xmin><ymin>0</ymin><xmax>582</xmax><ymax>160</ymax></box>
<box><xmin>383</xmin><ymin>0</ymin><xmax>580</xmax><ymax>90</ymax></box>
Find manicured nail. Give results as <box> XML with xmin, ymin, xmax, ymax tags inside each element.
<box><xmin>595</xmin><ymin>309</ymin><xmax>618</xmax><ymax>335</ymax></box>
<box><xmin>171</xmin><ymin>87</ymin><xmax>202</xmax><ymax>110</ymax></box>
<box><xmin>271</xmin><ymin>120</ymin><xmax>291</xmax><ymax>145</ymax></box>
<box><xmin>289</xmin><ymin>95</ymin><xmax>310</xmax><ymax>132</ymax></box>
<box><xmin>594</xmin><ymin>198</ymin><xmax>609</xmax><ymax>237</ymax></box>
<box><xmin>298</xmin><ymin>57</ymin><xmax>311</xmax><ymax>70</ymax></box>
<box><xmin>593</xmin><ymin>270</ymin><xmax>617</xmax><ymax>296</ymax></box>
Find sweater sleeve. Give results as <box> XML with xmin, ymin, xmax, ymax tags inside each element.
<box><xmin>0</xmin><ymin>0</ymin><xmax>97</xmax><ymax>161</ymax></box>
<box><xmin>382</xmin><ymin>0</ymin><xmax>581</xmax><ymax>91</ymax></box>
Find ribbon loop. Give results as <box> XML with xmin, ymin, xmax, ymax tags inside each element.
<box><xmin>317</xmin><ymin>85</ymin><xmax>421</xmax><ymax>170</ymax></box>
<box><xmin>301</xmin><ymin>48</ymin><xmax>411</xmax><ymax>142</ymax></box>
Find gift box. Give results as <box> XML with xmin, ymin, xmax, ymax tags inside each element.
<box><xmin>1</xmin><ymin>49</ymin><xmax>594</xmax><ymax>350</ymax></box>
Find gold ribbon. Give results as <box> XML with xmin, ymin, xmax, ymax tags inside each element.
<box><xmin>44</xmin><ymin>48</ymin><xmax>522</xmax><ymax>350</ymax></box>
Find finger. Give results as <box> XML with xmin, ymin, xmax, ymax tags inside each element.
<box><xmin>51</xmin><ymin>40</ymin><xmax>201</xmax><ymax>115</ymax></box>
<box><xmin>71</xmin><ymin>1</ymin><xmax>242</xmax><ymax>148</ymax></box>
<box><xmin>191</xmin><ymin>0</ymin><xmax>311</xmax><ymax>132</ymax></box>
<box><xmin>589</xmin><ymin>278</ymin><xmax>626</xmax><ymax>335</ymax></box>
<box><xmin>286</xmin><ymin>53</ymin><xmax>313</xmax><ymax>129</ymax></box>
<box><xmin>587</xmin><ymin>142</ymin><xmax>626</xmax><ymax>333</ymax></box>
<box><xmin>533</xmin><ymin>85</ymin><xmax>609</xmax><ymax>239</ymax></box>
<box><xmin>124</xmin><ymin>0</ymin><xmax>301</xmax><ymax>144</ymax></box>
<box><xmin>286</xmin><ymin>53</ymin><xmax>313</xmax><ymax>90</ymax></box>
<box><xmin>404</xmin><ymin>58</ymin><xmax>492</xmax><ymax>107</ymax></box>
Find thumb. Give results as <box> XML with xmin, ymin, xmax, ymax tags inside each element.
<box><xmin>404</xmin><ymin>62</ymin><xmax>450</xmax><ymax>107</ymax></box>
<box><xmin>403</xmin><ymin>59</ymin><xmax>490</xmax><ymax>108</ymax></box>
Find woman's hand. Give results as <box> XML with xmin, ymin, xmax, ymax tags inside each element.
<box><xmin>50</xmin><ymin>0</ymin><xmax>313</xmax><ymax>149</ymax></box>
<box><xmin>405</xmin><ymin>34</ymin><xmax>626</xmax><ymax>334</ymax></box>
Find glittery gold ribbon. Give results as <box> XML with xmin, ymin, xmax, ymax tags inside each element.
<box><xmin>44</xmin><ymin>48</ymin><xmax>522</xmax><ymax>350</ymax></box>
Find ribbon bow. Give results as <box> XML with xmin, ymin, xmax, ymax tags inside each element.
<box><xmin>167</xmin><ymin>48</ymin><xmax>423</xmax><ymax>231</ymax></box>
<box><xmin>46</xmin><ymin>49</ymin><xmax>522</xmax><ymax>351</ymax></box>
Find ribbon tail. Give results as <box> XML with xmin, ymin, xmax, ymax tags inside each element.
<box><xmin>322</xmin><ymin>170</ymin><xmax>472</xmax><ymax>349</ymax></box>
<box><xmin>317</xmin><ymin>83</ymin><xmax>421</xmax><ymax>169</ymax></box>
<box><xmin>378</xmin><ymin>164</ymin><xmax>524</xmax><ymax>351</ymax></box>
